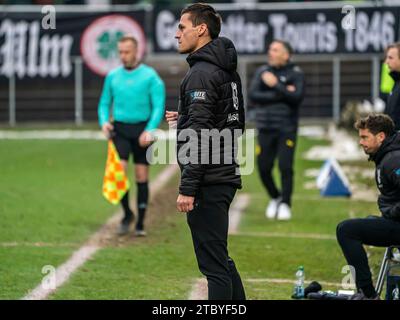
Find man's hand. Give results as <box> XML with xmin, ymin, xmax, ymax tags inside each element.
<box><xmin>261</xmin><ymin>71</ymin><xmax>278</xmax><ymax>87</ymax></box>
<box><xmin>102</xmin><ymin>122</ymin><xmax>114</xmax><ymax>139</ymax></box>
<box><xmin>165</xmin><ymin>111</ymin><xmax>178</xmax><ymax>128</ymax></box>
<box><xmin>138</xmin><ymin>130</ymin><xmax>154</xmax><ymax>148</ymax></box>
<box><xmin>177</xmin><ymin>194</ymin><xmax>195</xmax><ymax>213</ymax></box>
<box><xmin>286</xmin><ymin>85</ymin><xmax>296</xmax><ymax>92</ymax></box>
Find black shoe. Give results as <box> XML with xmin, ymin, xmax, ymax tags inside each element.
<box><xmin>117</xmin><ymin>213</ymin><xmax>134</xmax><ymax>235</ymax></box>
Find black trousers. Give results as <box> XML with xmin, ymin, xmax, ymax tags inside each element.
<box><xmin>187</xmin><ymin>184</ymin><xmax>246</xmax><ymax>300</ymax></box>
<box><xmin>336</xmin><ymin>216</ymin><xmax>400</xmax><ymax>290</ymax></box>
<box><xmin>257</xmin><ymin>129</ymin><xmax>297</xmax><ymax>206</ymax></box>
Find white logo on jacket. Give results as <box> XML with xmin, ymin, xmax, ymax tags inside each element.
<box><xmin>227</xmin><ymin>113</ymin><xmax>239</xmax><ymax>122</ymax></box>
<box><xmin>231</xmin><ymin>82</ymin><xmax>239</xmax><ymax>110</ymax></box>
<box><xmin>377</xmin><ymin>168</ymin><xmax>383</xmax><ymax>189</ymax></box>
<box><xmin>191</xmin><ymin>91</ymin><xmax>206</xmax><ymax>101</ymax></box>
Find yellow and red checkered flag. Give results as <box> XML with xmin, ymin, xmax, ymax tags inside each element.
<box><xmin>102</xmin><ymin>140</ymin><xmax>130</xmax><ymax>205</ymax></box>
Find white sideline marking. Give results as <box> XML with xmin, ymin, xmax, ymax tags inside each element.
<box><xmin>23</xmin><ymin>245</ymin><xmax>100</xmax><ymax>301</ymax></box>
<box><xmin>229</xmin><ymin>193</ymin><xmax>250</xmax><ymax>235</ymax></box>
<box><xmin>188</xmin><ymin>278</ymin><xmax>208</xmax><ymax>300</ymax></box>
<box><xmin>0</xmin><ymin>130</ymin><xmax>105</xmax><ymax>140</ymax></box>
<box><xmin>1</xmin><ymin>242</ymin><xmax>79</xmax><ymax>248</ymax></box>
<box><xmin>245</xmin><ymin>278</ymin><xmax>343</xmax><ymax>288</ymax></box>
<box><xmin>22</xmin><ymin>164</ymin><xmax>179</xmax><ymax>300</ymax></box>
<box><xmin>188</xmin><ymin>193</ymin><xmax>251</xmax><ymax>300</ymax></box>
<box><xmin>188</xmin><ymin>277</ymin><xmax>343</xmax><ymax>300</ymax></box>
<box><xmin>298</xmin><ymin>126</ymin><xmax>326</xmax><ymax>139</ymax></box>
<box><xmin>0</xmin><ymin>129</ymin><xmax>175</xmax><ymax>141</ymax></box>
<box><xmin>0</xmin><ymin>126</ymin><xmax>324</xmax><ymax>141</ymax></box>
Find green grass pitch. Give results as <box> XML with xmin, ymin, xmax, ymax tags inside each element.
<box><xmin>0</xmin><ymin>135</ymin><xmax>383</xmax><ymax>299</ymax></box>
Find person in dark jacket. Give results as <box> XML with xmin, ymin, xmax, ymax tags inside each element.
<box><xmin>336</xmin><ymin>113</ymin><xmax>400</xmax><ymax>300</ymax></box>
<box><xmin>248</xmin><ymin>40</ymin><xmax>305</xmax><ymax>220</ymax></box>
<box><xmin>165</xmin><ymin>3</ymin><xmax>246</xmax><ymax>300</ymax></box>
<box><xmin>384</xmin><ymin>42</ymin><xmax>400</xmax><ymax>131</ymax></box>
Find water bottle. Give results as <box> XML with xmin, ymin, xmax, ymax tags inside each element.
<box><xmin>392</xmin><ymin>284</ymin><xmax>400</xmax><ymax>300</ymax></box>
<box><xmin>392</xmin><ymin>248</ymin><xmax>400</xmax><ymax>262</ymax></box>
<box><xmin>293</xmin><ymin>266</ymin><xmax>305</xmax><ymax>299</ymax></box>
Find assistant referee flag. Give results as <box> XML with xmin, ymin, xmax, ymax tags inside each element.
<box><xmin>102</xmin><ymin>140</ymin><xmax>130</xmax><ymax>205</ymax></box>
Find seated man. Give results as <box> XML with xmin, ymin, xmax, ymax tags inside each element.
<box><xmin>337</xmin><ymin>113</ymin><xmax>400</xmax><ymax>300</ymax></box>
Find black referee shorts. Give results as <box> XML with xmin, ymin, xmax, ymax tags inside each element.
<box><xmin>111</xmin><ymin>121</ymin><xmax>150</xmax><ymax>165</ymax></box>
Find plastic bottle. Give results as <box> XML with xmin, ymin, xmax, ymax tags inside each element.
<box><xmin>392</xmin><ymin>248</ymin><xmax>400</xmax><ymax>262</ymax></box>
<box><xmin>392</xmin><ymin>284</ymin><xmax>400</xmax><ymax>300</ymax></box>
<box><xmin>293</xmin><ymin>266</ymin><xmax>305</xmax><ymax>299</ymax></box>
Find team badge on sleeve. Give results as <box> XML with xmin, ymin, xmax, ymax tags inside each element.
<box><xmin>190</xmin><ymin>91</ymin><xmax>206</xmax><ymax>102</ymax></box>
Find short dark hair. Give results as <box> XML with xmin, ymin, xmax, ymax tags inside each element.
<box><xmin>181</xmin><ymin>3</ymin><xmax>221</xmax><ymax>39</ymax></box>
<box><xmin>354</xmin><ymin>113</ymin><xmax>395</xmax><ymax>136</ymax></box>
<box><xmin>272</xmin><ymin>39</ymin><xmax>293</xmax><ymax>56</ymax></box>
<box><xmin>386</xmin><ymin>42</ymin><xmax>400</xmax><ymax>58</ymax></box>
<box><xmin>118</xmin><ymin>35</ymin><xmax>138</xmax><ymax>47</ymax></box>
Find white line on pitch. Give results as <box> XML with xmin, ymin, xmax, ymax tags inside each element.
<box><xmin>0</xmin><ymin>242</ymin><xmax>79</xmax><ymax>248</ymax></box>
<box><xmin>188</xmin><ymin>193</ymin><xmax>251</xmax><ymax>300</ymax></box>
<box><xmin>232</xmin><ymin>231</ymin><xmax>336</xmax><ymax>241</ymax></box>
<box><xmin>229</xmin><ymin>193</ymin><xmax>250</xmax><ymax>235</ymax></box>
<box><xmin>188</xmin><ymin>278</ymin><xmax>208</xmax><ymax>300</ymax></box>
<box><xmin>245</xmin><ymin>278</ymin><xmax>343</xmax><ymax>287</ymax></box>
<box><xmin>188</xmin><ymin>277</ymin><xmax>344</xmax><ymax>301</ymax></box>
<box><xmin>22</xmin><ymin>164</ymin><xmax>179</xmax><ymax>300</ymax></box>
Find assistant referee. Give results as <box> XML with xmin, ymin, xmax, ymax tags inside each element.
<box><xmin>98</xmin><ymin>35</ymin><xmax>166</xmax><ymax>236</ymax></box>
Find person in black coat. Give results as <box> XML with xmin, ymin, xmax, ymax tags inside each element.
<box><xmin>337</xmin><ymin>113</ymin><xmax>400</xmax><ymax>300</ymax></box>
<box><xmin>248</xmin><ymin>40</ymin><xmax>305</xmax><ymax>221</ymax></box>
<box><xmin>385</xmin><ymin>42</ymin><xmax>400</xmax><ymax>131</ymax></box>
<box><xmin>165</xmin><ymin>3</ymin><xmax>245</xmax><ymax>300</ymax></box>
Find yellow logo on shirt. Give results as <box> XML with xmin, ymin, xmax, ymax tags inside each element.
<box><xmin>256</xmin><ymin>144</ymin><xmax>261</xmax><ymax>155</ymax></box>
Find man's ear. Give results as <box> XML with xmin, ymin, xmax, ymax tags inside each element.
<box><xmin>197</xmin><ymin>23</ymin><xmax>208</xmax><ymax>37</ymax></box>
<box><xmin>378</xmin><ymin>132</ymin><xmax>386</xmax><ymax>143</ymax></box>
<box><xmin>283</xmin><ymin>52</ymin><xmax>290</xmax><ymax>62</ymax></box>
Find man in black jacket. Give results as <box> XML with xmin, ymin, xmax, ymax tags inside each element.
<box><xmin>385</xmin><ymin>42</ymin><xmax>400</xmax><ymax>131</ymax></box>
<box><xmin>166</xmin><ymin>3</ymin><xmax>246</xmax><ymax>300</ymax></box>
<box><xmin>248</xmin><ymin>40</ymin><xmax>305</xmax><ymax>220</ymax></box>
<box><xmin>337</xmin><ymin>113</ymin><xmax>400</xmax><ymax>300</ymax></box>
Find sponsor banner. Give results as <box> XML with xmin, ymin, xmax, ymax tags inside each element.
<box><xmin>2</xmin><ymin>5</ymin><xmax>399</xmax><ymax>79</ymax></box>
<box><xmin>0</xmin><ymin>10</ymin><xmax>147</xmax><ymax>79</ymax></box>
<box><xmin>154</xmin><ymin>6</ymin><xmax>400</xmax><ymax>55</ymax></box>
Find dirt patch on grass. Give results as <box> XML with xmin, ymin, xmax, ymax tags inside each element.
<box><xmin>93</xmin><ymin>173</ymin><xmax>181</xmax><ymax>248</ymax></box>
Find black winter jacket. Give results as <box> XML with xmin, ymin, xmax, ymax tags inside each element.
<box><xmin>248</xmin><ymin>62</ymin><xmax>305</xmax><ymax>132</ymax></box>
<box><xmin>177</xmin><ymin>37</ymin><xmax>245</xmax><ymax>197</ymax></box>
<box><xmin>386</xmin><ymin>71</ymin><xmax>400</xmax><ymax>131</ymax></box>
<box><xmin>371</xmin><ymin>132</ymin><xmax>400</xmax><ymax>221</ymax></box>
